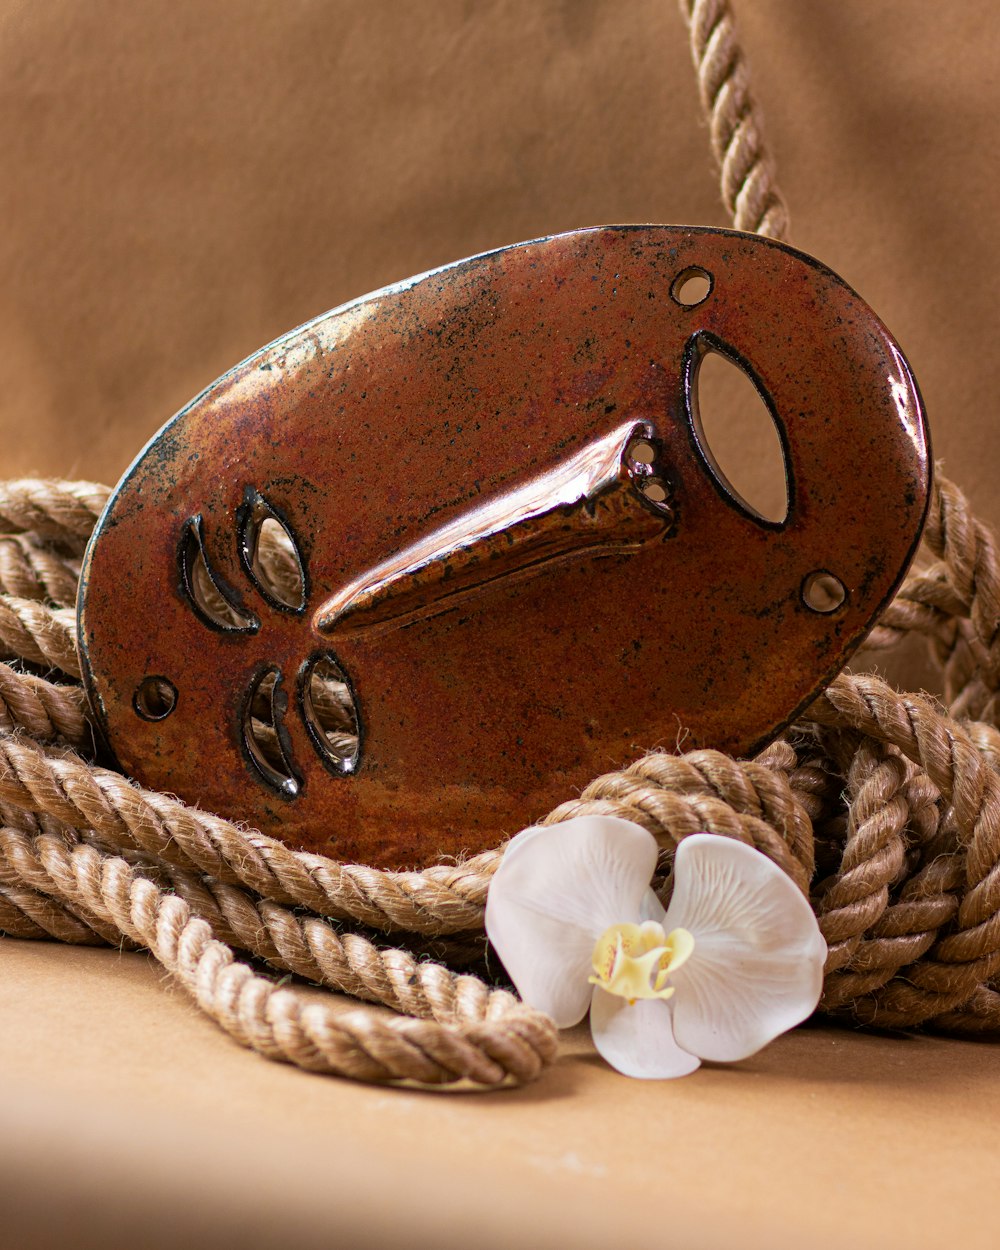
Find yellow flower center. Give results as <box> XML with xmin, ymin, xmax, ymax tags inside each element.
<box><xmin>589</xmin><ymin>920</ymin><xmax>695</xmax><ymax>1004</ymax></box>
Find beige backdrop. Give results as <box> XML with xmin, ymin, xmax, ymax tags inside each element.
<box><xmin>1</xmin><ymin>1</ymin><xmax>998</xmax><ymax>522</ymax></box>
<box><xmin>2</xmin><ymin>4</ymin><xmax>999</xmax><ymax>1249</ymax></box>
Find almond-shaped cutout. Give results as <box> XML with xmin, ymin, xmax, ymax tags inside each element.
<box><xmin>301</xmin><ymin>653</ymin><xmax>360</xmax><ymax>775</ymax></box>
<box><xmin>178</xmin><ymin>516</ymin><xmax>259</xmax><ymax>632</ymax></box>
<box><xmin>237</xmin><ymin>489</ymin><xmax>307</xmax><ymax>612</ymax></box>
<box><xmin>243</xmin><ymin>667</ymin><xmax>300</xmax><ymax>798</ymax></box>
<box><xmin>689</xmin><ymin>341</ymin><xmax>791</xmax><ymax>527</ymax></box>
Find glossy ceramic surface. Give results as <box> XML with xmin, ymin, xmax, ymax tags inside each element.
<box><xmin>78</xmin><ymin>226</ymin><xmax>930</xmax><ymax>866</ymax></box>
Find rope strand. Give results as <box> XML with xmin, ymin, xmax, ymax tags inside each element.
<box><xmin>680</xmin><ymin>0</ymin><xmax>790</xmax><ymax>238</ymax></box>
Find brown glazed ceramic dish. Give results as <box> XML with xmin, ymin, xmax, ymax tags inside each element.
<box><xmin>78</xmin><ymin>226</ymin><xmax>930</xmax><ymax>867</ymax></box>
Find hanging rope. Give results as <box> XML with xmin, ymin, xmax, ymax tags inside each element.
<box><xmin>2</xmin><ymin>2</ymin><xmax>998</xmax><ymax>1085</ymax></box>
<box><xmin>680</xmin><ymin>0</ymin><xmax>790</xmax><ymax>239</ymax></box>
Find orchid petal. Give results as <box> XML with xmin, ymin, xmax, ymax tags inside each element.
<box><xmin>493</xmin><ymin>821</ymin><xmax>550</xmax><ymax>864</ymax></box>
<box><xmin>639</xmin><ymin>887</ymin><xmax>666</xmax><ymax>924</ymax></box>
<box><xmin>664</xmin><ymin>834</ymin><xmax>826</xmax><ymax>1062</ymax></box>
<box><xmin>485</xmin><ymin>816</ymin><xmax>659</xmax><ymax>1027</ymax></box>
<box><xmin>589</xmin><ymin>988</ymin><xmax>701</xmax><ymax>1079</ymax></box>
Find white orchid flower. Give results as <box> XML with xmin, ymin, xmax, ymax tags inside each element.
<box><xmin>485</xmin><ymin>816</ymin><xmax>827</xmax><ymax>1079</ymax></box>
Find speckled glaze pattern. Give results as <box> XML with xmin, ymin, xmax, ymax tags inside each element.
<box><xmin>78</xmin><ymin>226</ymin><xmax>930</xmax><ymax>868</ymax></box>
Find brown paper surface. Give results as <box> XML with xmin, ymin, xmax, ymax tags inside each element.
<box><xmin>1</xmin><ymin>3</ymin><xmax>998</xmax><ymax>1247</ymax></box>
<box><xmin>3</xmin><ymin>942</ymin><xmax>999</xmax><ymax>1250</ymax></box>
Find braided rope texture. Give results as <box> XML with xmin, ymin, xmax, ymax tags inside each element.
<box><xmin>680</xmin><ymin>0</ymin><xmax>790</xmax><ymax>239</ymax></box>
<box><xmin>3</xmin><ymin>473</ymin><xmax>1000</xmax><ymax>1079</ymax></box>
<box><xmin>3</xmin><ymin>2</ymin><xmax>999</xmax><ymax>1085</ymax></box>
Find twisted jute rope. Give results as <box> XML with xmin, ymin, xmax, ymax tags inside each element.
<box><xmin>3</xmin><ymin>1</ymin><xmax>1000</xmax><ymax>1084</ymax></box>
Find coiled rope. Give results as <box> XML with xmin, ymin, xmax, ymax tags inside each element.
<box><xmin>2</xmin><ymin>1</ymin><xmax>998</xmax><ymax>1083</ymax></box>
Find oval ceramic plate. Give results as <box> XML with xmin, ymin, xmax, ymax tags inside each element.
<box><xmin>79</xmin><ymin>226</ymin><xmax>930</xmax><ymax>867</ymax></box>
